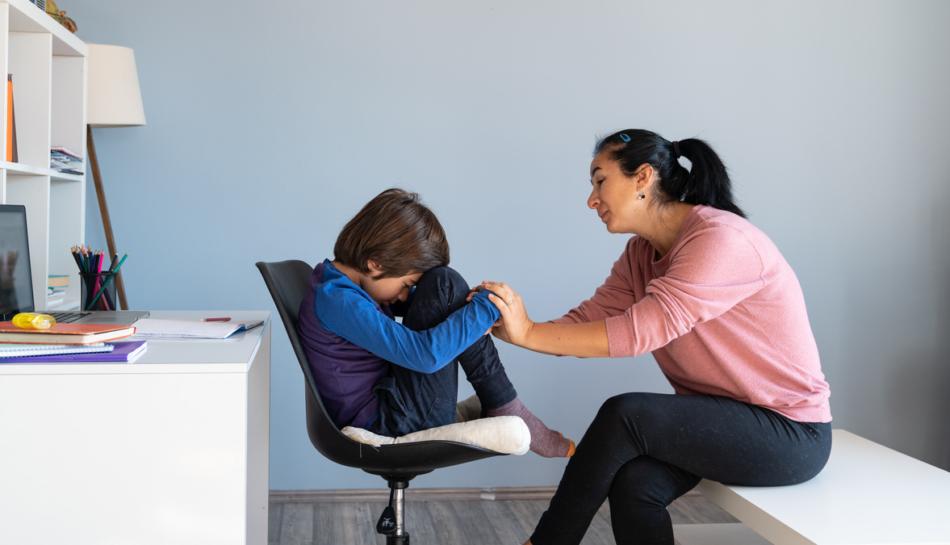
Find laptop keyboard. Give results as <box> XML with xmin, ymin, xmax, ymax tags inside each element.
<box><xmin>47</xmin><ymin>311</ymin><xmax>92</xmax><ymax>324</ymax></box>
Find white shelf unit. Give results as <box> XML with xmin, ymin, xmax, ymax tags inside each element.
<box><xmin>1</xmin><ymin>0</ymin><xmax>86</xmax><ymax>312</ymax></box>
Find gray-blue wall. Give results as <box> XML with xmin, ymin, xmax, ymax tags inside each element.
<box><xmin>71</xmin><ymin>1</ymin><xmax>950</xmax><ymax>490</ymax></box>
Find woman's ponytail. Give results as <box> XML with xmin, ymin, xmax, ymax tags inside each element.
<box><xmin>594</xmin><ymin>130</ymin><xmax>746</xmax><ymax>218</ymax></box>
<box><xmin>675</xmin><ymin>138</ymin><xmax>745</xmax><ymax>218</ymax></box>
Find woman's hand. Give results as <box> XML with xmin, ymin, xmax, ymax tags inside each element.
<box><xmin>467</xmin><ymin>285</ymin><xmax>508</xmax><ymax>340</ymax></box>
<box><xmin>470</xmin><ymin>281</ymin><xmax>534</xmax><ymax>347</ymax></box>
<box><xmin>469</xmin><ymin>282</ymin><xmax>610</xmax><ymax>358</ymax></box>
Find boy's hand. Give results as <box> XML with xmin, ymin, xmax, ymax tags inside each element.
<box><xmin>465</xmin><ymin>285</ymin><xmax>483</xmax><ymax>303</ymax></box>
<box><xmin>490</xmin><ymin>319</ymin><xmax>512</xmax><ymax>343</ymax></box>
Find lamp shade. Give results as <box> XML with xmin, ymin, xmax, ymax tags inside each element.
<box><xmin>86</xmin><ymin>44</ymin><xmax>146</xmax><ymax>127</ymax></box>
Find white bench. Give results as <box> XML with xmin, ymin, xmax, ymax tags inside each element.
<box><xmin>687</xmin><ymin>429</ymin><xmax>950</xmax><ymax>545</ymax></box>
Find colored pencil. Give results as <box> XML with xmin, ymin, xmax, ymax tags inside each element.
<box><xmin>111</xmin><ymin>252</ymin><xmax>129</xmax><ymax>273</ymax></box>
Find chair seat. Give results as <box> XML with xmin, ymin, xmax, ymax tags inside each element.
<box><xmin>342</xmin><ymin>415</ymin><xmax>530</xmax><ymax>455</ymax></box>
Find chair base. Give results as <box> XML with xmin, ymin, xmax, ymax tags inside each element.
<box><xmin>377</xmin><ymin>478</ymin><xmax>412</xmax><ymax>543</ymax></box>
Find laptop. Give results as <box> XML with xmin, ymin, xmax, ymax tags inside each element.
<box><xmin>0</xmin><ymin>204</ymin><xmax>148</xmax><ymax>325</ymax></box>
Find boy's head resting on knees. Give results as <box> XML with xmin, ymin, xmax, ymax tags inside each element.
<box><xmin>332</xmin><ymin>188</ymin><xmax>449</xmax><ymax>307</ymax></box>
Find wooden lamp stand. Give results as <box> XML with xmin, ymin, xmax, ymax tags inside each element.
<box><xmin>86</xmin><ymin>126</ymin><xmax>128</xmax><ymax>310</ymax></box>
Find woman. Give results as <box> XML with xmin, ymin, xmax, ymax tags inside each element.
<box><xmin>474</xmin><ymin>129</ymin><xmax>832</xmax><ymax>545</ymax></box>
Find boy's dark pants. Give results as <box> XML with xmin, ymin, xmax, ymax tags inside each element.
<box><xmin>368</xmin><ymin>267</ymin><xmax>517</xmax><ymax>438</ymax></box>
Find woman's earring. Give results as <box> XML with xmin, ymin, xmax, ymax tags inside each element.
<box><xmin>638</xmin><ymin>192</ymin><xmax>645</xmax><ymax>200</ymax></box>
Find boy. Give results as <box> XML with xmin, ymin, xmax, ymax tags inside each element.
<box><xmin>296</xmin><ymin>188</ymin><xmax>573</xmax><ymax>457</ymax></box>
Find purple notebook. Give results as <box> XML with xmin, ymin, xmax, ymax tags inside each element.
<box><xmin>1</xmin><ymin>340</ymin><xmax>148</xmax><ymax>363</ymax></box>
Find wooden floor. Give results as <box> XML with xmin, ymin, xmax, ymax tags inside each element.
<box><xmin>269</xmin><ymin>493</ymin><xmax>739</xmax><ymax>545</ymax></box>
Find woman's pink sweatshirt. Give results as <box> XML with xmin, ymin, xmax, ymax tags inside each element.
<box><xmin>553</xmin><ymin>205</ymin><xmax>831</xmax><ymax>423</ymax></box>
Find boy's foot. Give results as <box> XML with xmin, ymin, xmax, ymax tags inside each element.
<box><xmin>487</xmin><ymin>398</ymin><xmax>574</xmax><ymax>458</ymax></box>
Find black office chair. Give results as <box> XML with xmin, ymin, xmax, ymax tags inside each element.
<box><xmin>256</xmin><ymin>260</ymin><xmax>507</xmax><ymax>545</ymax></box>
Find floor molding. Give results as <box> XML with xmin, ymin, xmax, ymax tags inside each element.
<box><xmin>270</xmin><ymin>486</ymin><xmax>701</xmax><ymax>504</ymax></box>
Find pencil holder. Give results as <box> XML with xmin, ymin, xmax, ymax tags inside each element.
<box><xmin>80</xmin><ymin>272</ymin><xmax>117</xmax><ymax>311</ymax></box>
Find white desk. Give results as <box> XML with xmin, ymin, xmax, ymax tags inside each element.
<box><xmin>698</xmin><ymin>430</ymin><xmax>950</xmax><ymax>545</ymax></box>
<box><xmin>0</xmin><ymin>311</ymin><xmax>271</xmax><ymax>545</ymax></box>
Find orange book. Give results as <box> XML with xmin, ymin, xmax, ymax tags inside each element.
<box><xmin>0</xmin><ymin>322</ymin><xmax>136</xmax><ymax>345</ymax></box>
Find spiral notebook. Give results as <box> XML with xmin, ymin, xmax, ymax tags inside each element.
<box><xmin>0</xmin><ymin>343</ymin><xmax>114</xmax><ymax>359</ymax></box>
<box><xmin>0</xmin><ymin>341</ymin><xmax>146</xmax><ymax>364</ymax></box>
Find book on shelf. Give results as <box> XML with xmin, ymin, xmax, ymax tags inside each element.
<box><xmin>50</xmin><ymin>146</ymin><xmax>82</xmax><ymax>160</ymax></box>
<box><xmin>48</xmin><ymin>275</ymin><xmax>69</xmax><ymax>304</ymax></box>
<box><xmin>0</xmin><ymin>340</ymin><xmax>147</xmax><ymax>364</ymax></box>
<box><xmin>0</xmin><ymin>322</ymin><xmax>136</xmax><ymax>345</ymax></box>
<box><xmin>50</xmin><ymin>149</ymin><xmax>83</xmax><ymax>174</ymax></box>
<box><xmin>6</xmin><ymin>74</ymin><xmax>17</xmax><ymax>163</ymax></box>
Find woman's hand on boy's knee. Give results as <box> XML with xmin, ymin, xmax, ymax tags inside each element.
<box><xmin>465</xmin><ymin>281</ymin><xmax>511</xmax><ymax>305</ymax></box>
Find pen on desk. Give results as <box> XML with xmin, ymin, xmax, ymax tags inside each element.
<box><xmin>203</xmin><ymin>317</ymin><xmax>231</xmax><ymax>322</ymax></box>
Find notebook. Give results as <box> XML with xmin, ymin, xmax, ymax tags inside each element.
<box><xmin>0</xmin><ymin>340</ymin><xmax>147</xmax><ymax>363</ymax></box>
<box><xmin>131</xmin><ymin>319</ymin><xmax>264</xmax><ymax>339</ymax></box>
<box><xmin>0</xmin><ymin>342</ymin><xmax>114</xmax><ymax>359</ymax></box>
<box><xmin>0</xmin><ymin>322</ymin><xmax>136</xmax><ymax>345</ymax></box>
<box><xmin>0</xmin><ymin>204</ymin><xmax>148</xmax><ymax>325</ymax></box>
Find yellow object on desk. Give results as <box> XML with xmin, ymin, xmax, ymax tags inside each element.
<box><xmin>12</xmin><ymin>313</ymin><xmax>56</xmax><ymax>330</ymax></box>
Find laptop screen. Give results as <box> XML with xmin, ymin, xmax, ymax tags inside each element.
<box><xmin>0</xmin><ymin>205</ymin><xmax>35</xmax><ymax>317</ymax></box>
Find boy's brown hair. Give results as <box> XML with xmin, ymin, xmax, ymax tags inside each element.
<box><xmin>334</xmin><ymin>188</ymin><xmax>449</xmax><ymax>278</ymax></box>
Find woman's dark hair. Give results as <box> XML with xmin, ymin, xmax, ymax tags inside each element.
<box><xmin>334</xmin><ymin>188</ymin><xmax>449</xmax><ymax>278</ymax></box>
<box><xmin>593</xmin><ymin>129</ymin><xmax>746</xmax><ymax>218</ymax></box>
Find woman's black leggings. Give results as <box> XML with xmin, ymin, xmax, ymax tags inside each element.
<box><xmin>530</xmin><ymin>392</ymin><xmax>832</xmax><ymax>545</ymax></box>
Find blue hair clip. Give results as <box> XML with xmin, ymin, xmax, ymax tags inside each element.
<box><xmin>620</xmin><ymin>133</ymin><xmax>631</xmax><ymax>142</ymax></box>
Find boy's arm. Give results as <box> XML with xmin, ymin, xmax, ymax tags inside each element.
<box><xmin>314</xmin><ymin>286</ymin><xmax>499</xmax><ymax>374</ymax></box>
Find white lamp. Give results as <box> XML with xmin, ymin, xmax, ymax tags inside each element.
<box><xmin>86</xmin><ymin>44</ymin><xmax>146</xmax><ymax>310</ymax></box>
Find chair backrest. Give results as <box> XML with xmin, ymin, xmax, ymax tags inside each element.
<box><xmin>255</xmin><ymin>260</ymin><xmax>363</xmax><ymax>466</ymax></box>
<box><xmin>254</xmin><ymin>260</ymin><xmax>315</xmax><ymax>387</ymax></box>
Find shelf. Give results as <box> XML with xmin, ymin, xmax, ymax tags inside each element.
<box><xmin>1</xmin><ymin>161</ymin><xmax>83</xmax><ymax>181</ymax></box>
<box><xmin>2</xmin><ymin>0</ymin><xmax>87</xmax><ymax>312</ymax></box>
<box><xmin>4</xmin><ymin>0</ymin><xmax>86</xmax><ymax>57</ymax></box>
